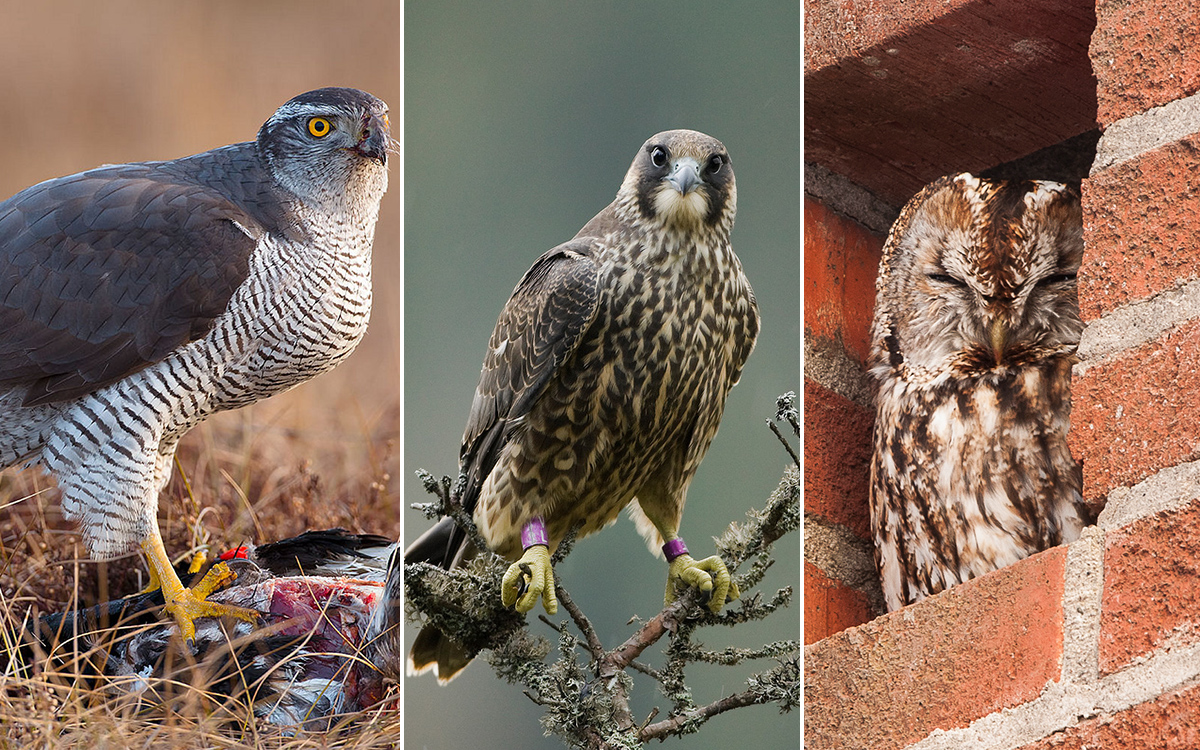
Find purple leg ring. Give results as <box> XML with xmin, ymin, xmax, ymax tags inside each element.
<box><xmin>662</xmin><ymin>537</ymin><xmax>689</xmax><ymax>561</ymax></box>
<box><xmin>521</xmin><ymin>516</ymin><xmax>549</xmax><ymax>549</ymax></box>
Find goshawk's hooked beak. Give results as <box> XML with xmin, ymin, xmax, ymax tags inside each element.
<box><xmin>354</xmin><ymin>112</ymin><xmax>390</xmax><ymax>165</ymax></box>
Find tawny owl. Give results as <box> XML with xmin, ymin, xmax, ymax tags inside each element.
<box><xmin>868</xmin><ymin>173</ymin><xmax>1090</xmax><ymax>612</ymax></box>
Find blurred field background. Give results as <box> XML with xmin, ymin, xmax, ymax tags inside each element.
<box><xmin>0</xmin><ymin>1</ymin><xmax>401</xmax><ymax>745</ymax></box>
<box><xmin>404</xmin><ymin>2</ymin><xmax>799</xmax><ymax>748</ymax></box>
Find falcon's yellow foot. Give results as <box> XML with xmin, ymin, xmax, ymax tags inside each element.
<box><xmin>142</xmin><ymin>534</ymin><xmax>259</xmax><ymax>643</ymax></box>
<box><xmin>666</xmin><ymin>553</ymin><xmax>739</xmax><ymax>613</ymax></box>
<box><xmin>501</xmin><ymin>544</ymin><xmax>558</xmax><ymax>615</ymax></box>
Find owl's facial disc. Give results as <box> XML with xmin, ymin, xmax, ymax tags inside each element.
<box><xmin>897</xmin><ymin>175</ymin><xmax>1084</xmax><ymax>372</ymax></box>
<box><xmin>925</xmin><ymin>268</ymin><xmax>1023</xmax><ymax>366</ymax></box>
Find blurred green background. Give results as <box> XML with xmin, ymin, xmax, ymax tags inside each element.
<box><xmin>404</xmin><ymin>2</ymin><xmax>800</xmax><ymax>748</ymax></box>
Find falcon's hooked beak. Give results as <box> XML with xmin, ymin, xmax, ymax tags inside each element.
<box><xmin>353</xmin><ymin>113</ymin><xmax>390</xmax><ymax>165</ymax></box>
<box><xmin>666</xmin><ymin>157</ymin><xmax>701</xmax><ymax>196</ymax></box>
<box><xmin>654</xmin><ymin>155</ymin><xmax>708</xmax><ymax>227</ymax></box>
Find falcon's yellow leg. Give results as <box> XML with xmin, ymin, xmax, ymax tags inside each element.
<box><xmin>662</xmin><ymin>533</ymin><xmax>739</xmax><ymax>614</ymax></box>
<box><xmin>501</xmin><ymin>517</ymin><xmax>558</xmax><ymax>614</ymax></box>
<box><xmin>141</xmin><ymin>530</ymin><xmax>259</xmax><ymax>642</ymax></box>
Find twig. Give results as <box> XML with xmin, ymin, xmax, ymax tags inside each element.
<box><xmin>553</xmin><ymin>581</ymin><xmax>603</xmax><ymax>660</ymax></box>
<box><xmin>628</xmin><ymin>659</ymin><xmax>663</xmax><ymax>682</ymax></box>
<box><xmin>639</xmin><ymin>686</ymin><xmax>766</xmax><ymax>741</ymax></box>
<box><xmin>767</xmin><ymin>419</ymin><xmax>801</xmax><ymax>470</ymax></box>
<box><xmin>768</xmin><ymin>390</ymin><xmax>800</xmax><ymax>470</ymax></box>
<box><xmin>607</xmin><ymin>592</ymin><xmax>696</xmax><ymax>671</ymax></box>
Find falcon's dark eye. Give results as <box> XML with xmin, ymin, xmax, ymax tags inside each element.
<box><xmin>706</xmin><ymin>155</ymin><xmax>724</xmax><ymax>175</ymax></box>
<box><xmin>307</xmin><ymin>117</ymin><xmax>332</xmax><ymax>138</ymax></box>
<box><xmin>650</xmin><ymin>146</ymin><xmax>668</xmax><ymax>169</ymax></box>
<box><xmin>927</xmin><ymin>273</ymin><xmax>966</xmax><ymax>287</ymax></box>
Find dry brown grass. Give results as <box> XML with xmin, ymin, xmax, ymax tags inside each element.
<box><xmin>0</xmin><ymin>385</ymin><xmax>401</xmax><ymax>748</ymax></box>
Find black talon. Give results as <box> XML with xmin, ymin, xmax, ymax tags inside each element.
<box><xmin>516</xmin><ymin>562</ymin><xmax>532</xmax><ymax>598</ymax></box>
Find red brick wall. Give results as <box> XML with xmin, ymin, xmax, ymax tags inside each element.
<box><xmin>805</xmin><ymin>548</ymin><xmax>1070</xmax><ymax>750</ymax></box>
<box><xmin>1100</xmin><ymin>502</ymin><xmax>1200</xmax><ymax>676</ymax></box>
<box><xmin>804</xmin><ymin>0</ymin><xmax>1095</xmax><ymax>205</ymax></box>
<box><xmin>803</xmin><ymin>198</ymin><xmax>882</xmax><ymax>641</ymax></box>
<box><xmin>805</xmin><ymin>0</ymin><xmax>1200</xmax><ymax>747</ymax></box>
<box><xmin>1089</xmin><ymin>0</ymin><xmax>1200</xmax><ymax>124</ymax></box>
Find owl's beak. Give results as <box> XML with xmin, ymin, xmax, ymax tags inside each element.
<box><xmin>990</xmin><ymin>318</ymin><xmax>1008</xmax><ymax>364</ymax></box>
<box><xmin>353</xmin><ymin>113</ymin><xmax>390</xmax><ymax>165</ymax></box>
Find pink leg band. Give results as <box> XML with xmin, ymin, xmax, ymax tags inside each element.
<box><xmin>521</xmin><ymin>516</ymin><xmax>549</xmax><ymax>549</ymax></box>
<box><xmin>662</xmin><ymin>537</ymin><xmax>689</xmax><ymax>561</ymax></box>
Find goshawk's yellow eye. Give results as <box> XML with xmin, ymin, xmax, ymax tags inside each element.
<box><xmin>307</xmin><ymin>117</ymin><xmax>332</xmax><ymax>137</ymax></box>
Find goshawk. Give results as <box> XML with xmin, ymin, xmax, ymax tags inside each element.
<box><xmin>0</xmin><ymin>87</ymin><xmax>391</xmax><ymax>641</ymax></box>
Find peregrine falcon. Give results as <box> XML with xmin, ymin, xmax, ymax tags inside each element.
<box><xmin>406</xmin><ymin>129</ymin><xmax>759</xmax><ymax>681</ymax></box>
<box><xmin>0</xmin><ymin>87</ymin><xmax>391</xmax><ymax>642</ymax></box>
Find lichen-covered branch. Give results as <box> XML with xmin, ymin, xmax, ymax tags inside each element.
<box><xmin>405</xmin><ymin>399</ymin><xmax>801</xmax><ymax>748</ymax></box>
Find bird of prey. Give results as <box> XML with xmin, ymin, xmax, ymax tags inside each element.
<box><xmin>0</xmin><ymin>87</ymin><xmax>391</xmax><ymax>642</ymax></box>
<box><xmin>406</xmin><ymin>129</ymin><xmax>759</xmax><ymax>681</ymax></box>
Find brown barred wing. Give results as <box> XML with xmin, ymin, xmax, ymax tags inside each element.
<box><xmin>458</xmin><ymin>239</ymin><xmax>602</xmax><ymax>515</ymax></box>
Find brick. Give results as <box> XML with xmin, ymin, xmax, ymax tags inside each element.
<box><xmin>1018</xmin><ymin>683</ymin><xmax>1200</xmax><ymax>749</ymax></box>
<box><xmin>805</xmin><ymin>0</ymin><xmax>1095</xmax><ymax>206</ymax></box>
<box><xmin>805</xmin><ymin>547</ymin><xmax>1067</xmax><ymax>750</ymax></box>
<box><xmin>1091</xmin><ymin>0</ymin><xmax>1200</xmax><ymax>126</ymax></box>
<box><xmin>1100</xmin><ymin>500</ymin><xmax>1200</xmax><ymax>675</ymax></box>
<box><xmin>803</xmin><ymin>197</ymin><xmax>883</xmax><ymax>367</ymax></box>
<box><xmin>1070</xmin><ymin>318</ymin><xmax>1200</xmax><ymax>502</ymax></box>
<box><xmin>804</xmin><ymin>378</ymin><xmax>872</xmax><ymax>538</ymax></box>
<box><xmin>1080</xmin><ymin>134</ymin><xmax>1200</xmax><ymax>321</ymax></box>
<box><xmin>805</xmin><ymin>561</ymin><xmax>872</xmax><ymax>645</ymax></box>
<box><xmin>804</xmin><ymin>0</ymin><xmax>971</xmax><ymax>72</ymax></box>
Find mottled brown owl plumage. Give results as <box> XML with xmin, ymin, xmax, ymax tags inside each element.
<box><xmin>868</xmin><ymin>173</ymin><xmax>1090</xmax><ymax>612</ymax></box>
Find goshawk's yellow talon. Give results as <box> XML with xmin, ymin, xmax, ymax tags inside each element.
<box><xmin>191</xmin><ymin>561</ymin><xmax>239</xmax><ymax>599</ymax></box>
<box><xmin>186</xmin><ymin>549</ymin><xmax>209</xmax><ymax>575</ymax></box>
<box><xmin>162</xmin><ymin>584</ymin><xmax>260</xmax><ymax>643</ymax></box>
<box><xmin>666</xmin><ymin>553</ymin><xmax>738</xmax><ymax>613</ymax></box>
<box><xmin>501</xmin><ymin>544</ymin><xmax>557</xmax><ymax>615</ymax></box>
<box><xmin>141</xmin><ymin>534</ymin><xmax>259</xmax><ymax>643</ymax></box>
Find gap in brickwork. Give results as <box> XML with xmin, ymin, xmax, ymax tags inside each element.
<box><xmin>979</xmin><ymin>129</ymin><xmax>1101</xmax><ymax>185</ymax></box>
